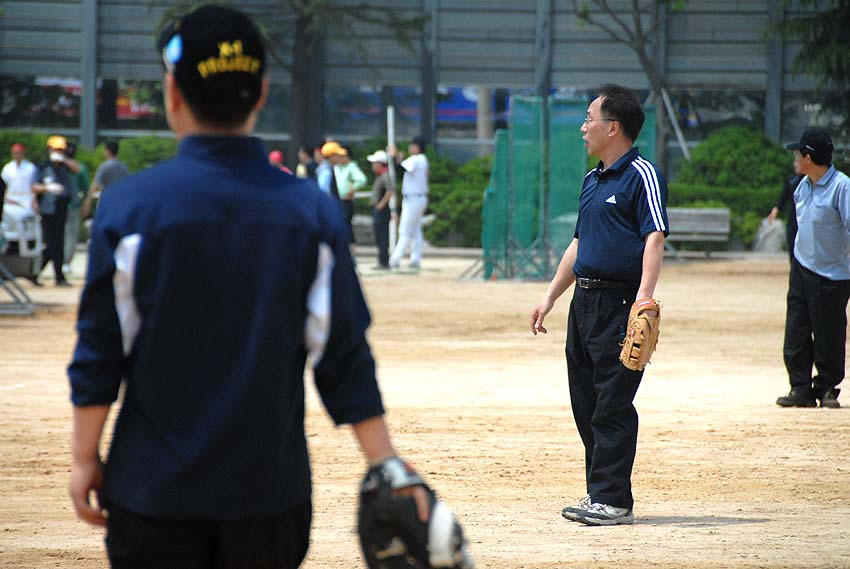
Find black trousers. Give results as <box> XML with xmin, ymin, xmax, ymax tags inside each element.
<box><xmin>783</xmin><ymin>258</ymin><xmax>850</xmax><ymax>396</ymax></box>
<box><xmin>372</xmin><ymin>207</ymin><xmax>390</xmax><ymax>267</ymax></box>
<box><xmin>340</xmin><ymin>199</ymin><xmax>355</xmax><ymax>244</ymax></box>
<box><xmin>566</xmin><ymin>286</ymin><xmax>643</xmax><ymax>510</ymax></box>
<box><xmin>40</xmin><ymin>200</ymin><xmax>68</xmax><ymax>283</ymax></box>
<box><xmin>105</xmin><ymin>500</ymin><xmax>312</xmax><ymax>569</ymax></box>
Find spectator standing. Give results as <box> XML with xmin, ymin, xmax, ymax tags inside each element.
<box><xmin>389</xmin><ymin>136</ymin><xmax>429</xmax><ymax>270</ymax></box>
<box><xmin>63</xmin><ymin>142</ymin><xmax>90</xmax><ymax>273</ymax></box>
<box><xmin>268</xmin><ymin>149</ymin><xmax>293</xmax><ymax>174</ymax></box>
<box><xmin>768</xmin><ymin>173</ymin><xmax>804</xmax><ymax>261</ymax></box>
<box><xmin>366</xmin><ymin>150</ymin><xmax>395</xmax><ymax>269</ymax></box>
<box><xmin>31</xmin><ymin>135</ymin><xmax>80</xmax><ymax>286</ymax></box>
<box><xmin>776</xmin><ymin>128</ymin><xmax>850</xmax><ymax>409</ymax></box>
<box><xmin>314</xmin><ymin>144</ymin><xmax>337</xmax><ymax>197</ymax></box>
<box><xmin>1</xmin><ymin>142</ymin><xmax>39</xmax><ymax>218</ymax></box>
<box><xmin>322</xmin><ymin>141</ymin><xmax>366</xmax><ymax>245</ymax></box>
<box><xmin>295</xmin><ymin>145</ymin><xmax>317</xmax><ymax>179</ymax></box>
<box><xmin>81</xmin><ymin>141</ymin><xmax>130</xmax><ymax>219</ymax></box>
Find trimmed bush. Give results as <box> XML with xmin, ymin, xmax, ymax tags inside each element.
<box><xmin>117</xmin><ymin>136</ymin><xmax>178</xmax><ymax>173</ymax></box>
<box><xmin>677</xmin><ymin>126</ymin><xmax>792</xmax><ymax>189</ymax></box>
<box><xmin>425</xmin><ymin>156</ymin><xmax>491</xmax><ymax>247</ymax></box>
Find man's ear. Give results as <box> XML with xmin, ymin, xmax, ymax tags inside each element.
<box><xmin>607</xmin><ymin>119</ymin><xmax>621</xmax><ymax>139</ymax></box>
<box><xmin>164</xmin><ymin>73</ymin><xmax>184</xmax><ymax>115</ymax></box>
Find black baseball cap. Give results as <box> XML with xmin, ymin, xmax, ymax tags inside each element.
<box><xmin>786</xmin><ymin>128</ymin><xmax>834</xmax><ymax>164</ymax></box>
<box><xmin>157</xmin><ymin>5</ymin><xmax>266</xmax><ymax>111</ymax></box>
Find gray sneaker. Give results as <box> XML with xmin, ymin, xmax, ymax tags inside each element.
<box><xmin>561</xmin><ymin>494</ymin><xmax>591</xmax><ymax>522</ymax></box>
<box><xmin>579</xmin><ymin>502</ymin><xmax>634</xmax><ymax>526</ymax></box>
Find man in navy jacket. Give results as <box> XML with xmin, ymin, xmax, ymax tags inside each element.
<box><xmin>68</xmin><ymin>6</ymin><xmax>444</xmax><ymax>567</ymax></box>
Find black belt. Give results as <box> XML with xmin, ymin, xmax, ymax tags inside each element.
<box><xmin>576</xmin><ymin>277</ymin><xmax>632</xmax><ymax>289</ymax></box>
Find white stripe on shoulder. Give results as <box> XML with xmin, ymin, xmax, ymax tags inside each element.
<box><xmin>636</xmin><ymin>157</ymin><xmax>667</xmax><ymax>232</ymax></box>
<box><xmin>305</xmin><ymin>242</ymin><xmax>335</xmax><ymax>366</ymax></box>
<box><xmin>584</xmin><ymin>168</ymin><xmax>596</xmax><ymax>179</ymax></box>
<box><xmin>113</xmin><ymin>233</ymin><xmax>143</xmax><ymax>355</ymax></box>
<box><xmin>631</xmin><ymin>159</ymin><xmax>666</xmax><ymax>231</ymax></box>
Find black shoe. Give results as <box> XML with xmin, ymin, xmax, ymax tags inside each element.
<box><xmin>24</xmin><ymin>275</ymin><xmax>43</xmax><ymax>287</ymax></box>
<box><xmin>776</xmin><ymin>390</ymin><xmax>817</xmax><ymax>408</ymax></box>
<box><xmin>818</xmin><ymin>389</ymin><xmax>841</xmax><ymax>409</ymax></box>
<box><xmin>55</xmin><ymin>280</ymin><xmax>72</xmax><ymax>287</ymax></box>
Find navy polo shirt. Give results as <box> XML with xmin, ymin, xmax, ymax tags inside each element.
<box><xmin>68</xmin><ymin>136</ymin><xmax>384</xmax><ymax>520</ymax></box>
<box><xmin>573</xmin><ymin>147</ymin><xmax>669</xmax><ymax>287</ymax></box>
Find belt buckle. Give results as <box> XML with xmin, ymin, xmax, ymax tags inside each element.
<box><xmin>578</xmin><ymin>277</ymin><xmax>590</xmax><ymax>289</ymax></box>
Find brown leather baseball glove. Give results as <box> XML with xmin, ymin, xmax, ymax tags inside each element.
<box><xmin>619</xmin><ymin>298</ymin><xmax>661</xmax><ymax>371</ymax></box>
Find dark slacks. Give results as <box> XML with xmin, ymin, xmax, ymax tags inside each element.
<box><xmin>566</xmin><ymin>286</ymin><xmax>643</xmax><ymax>510</ymax></box>
<box><xmin>784</xmin><ymin>258</ymin><xmax>850</xmax><ymax>396</ymax></box>
<box><xmin>40</xmin><ymin>200</ymin><xmax>68</xmax><ymax>283</ymax></box>
<box><xmin>372</xmin><ymin>206</ymin><xmax>390</xmax><ymax>267</ymax></box>
<box><xmin>340</xmin><ymin>199</ymin><xmax>355</xmax><ymax>244</ymax></box>
<box><xmin>105</xmin><ymin>500</ymin><xmax>312</xmax><ymax>569</ymax></box>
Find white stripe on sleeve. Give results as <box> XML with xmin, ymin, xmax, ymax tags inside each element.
<box><xmin>113</xmin><ymin>233</ymin><xmax>143</xmax><ymax>355</ymax></box>
<box><xmin>305</xmin><ymin>243</ymin><xmax>335</xmax><ymax>366</ymax></box>
<box><xmin>631</xmin><ymin>159</ymin><xmax>666</xmax><ymax>232</ymax></box>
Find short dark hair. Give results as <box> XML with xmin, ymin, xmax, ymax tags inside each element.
<box><xmin>597</xmin><ymin>84</ymin><xmax>645</xmax><ymax>143</ymax></box>
<box><xmin>157</xmin><ymin>5</ymin><xmax>266</xmax><ymax>129</ymax></box>
<box><xmin>411</xmin><ymin>136</ymin><xmax>426</xmax><ymax>153</ymax></box>
<box><xmin>104</xmin><ymin>140</ymin><xmax>119</xmax><ymax>156</ymax></box>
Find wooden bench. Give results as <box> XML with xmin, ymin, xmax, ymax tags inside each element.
<box><xmin>665</xmin><ymin>207</ymin><xmax>731</xmax><ymax>260</ymax></box>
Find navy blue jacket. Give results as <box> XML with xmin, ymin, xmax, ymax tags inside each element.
<box><xmin>573</xmin><ymin>148</ymin><xmax>669</xmax><ymax>286</ymax></box>
<box><xmin>68</xmin><ymin>136</ymin><xmax>384</xmax><ymax>520</ymax></box>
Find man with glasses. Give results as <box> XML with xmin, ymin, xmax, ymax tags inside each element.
<box><xmin>530</xmin><ymin>84</ymin><xmax>668</xmax><ymax>526</ymax></box>
<box><xmin>776</xmin><ymin>128</ymin><xmax>850</xmax><ymax>409</ymax></box>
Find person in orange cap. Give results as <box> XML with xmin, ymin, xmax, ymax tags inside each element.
<box><xmin>30</xmin><ymin>135</ymin><xmax>81</xmax><ymax>286</ymax></box>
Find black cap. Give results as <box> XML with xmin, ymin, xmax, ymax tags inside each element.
<box><xmin>786</xmin><ymin>128</ymin><xmax>834</xmax><ymax>164</ymax></box>
<box><xmin>157</xmin><ymin>5</ymin><xmax>266</xmax><ymax>110</ymax></box>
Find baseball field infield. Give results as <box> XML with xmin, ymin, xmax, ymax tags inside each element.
<box><xmin>1</xmin><ymin>253</ymin><xmax>848</xmax><ymax>568</ymax></box>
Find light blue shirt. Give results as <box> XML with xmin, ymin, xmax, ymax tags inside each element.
<box><xmin>793</xmin><ymin>165</ymin><xmax>850</xmax><ymax>280</ymax></box>
<box><xmin>316</xmin><ymin>160</ymin><xmax>332</xmax><ymax>195</ymax></box>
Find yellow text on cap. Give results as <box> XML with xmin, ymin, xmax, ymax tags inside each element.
<box><xmin>197</xmin><ymin>39</ymin><xmax>261</xmax><ymax>79</ymax></box>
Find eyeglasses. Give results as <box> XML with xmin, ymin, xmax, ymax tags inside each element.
<box><xmin>583</xmin><ymin>116</ymin><xmax>616</xmax><ymax>124</ymax></box>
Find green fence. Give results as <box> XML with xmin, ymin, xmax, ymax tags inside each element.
<box><xmin>480</xmin><ymin>95</ymin><xmax>657</xmax><ymax>280</ymax></box>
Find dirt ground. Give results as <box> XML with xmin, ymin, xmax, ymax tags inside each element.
<box><xmin>1</xmin><ymin>251</ymin><xmax>849</xmax><ymax>569</ymax></box>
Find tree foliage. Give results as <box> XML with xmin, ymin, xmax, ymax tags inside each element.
<box><xmin>677</xmin><ymin>126</ymin><xmax>791</xmax><ymax>188</ymax></box>
<box><xmin>778</xmin><ymin>0</ymin><xmax>850</xmax><ymax>140</ymax></box>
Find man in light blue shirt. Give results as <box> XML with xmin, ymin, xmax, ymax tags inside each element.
<box><xmin>776</xmin><ymin>128</ymin><xmax>850</xmax><ymax>409</ymax></box>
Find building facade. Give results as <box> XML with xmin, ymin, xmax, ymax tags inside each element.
<box><xmin>0</xmin><ymin>0</ymin><xmax>837</xmax><ymax>162</ymax></box>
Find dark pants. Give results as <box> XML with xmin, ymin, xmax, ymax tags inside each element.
<box><xmin>40</xmin><ymin>200</ymin><xmax>68</xmax><ymax>283</ymax></box>
<box><xmin>566</xmin><ymin>286</ymin><xmax>643</xmax><ymax>510</ymax></box>
<box><xmin>105</xmin><ymin>500</ymin><xmax>312</xmax><ymax>569</ymax></box>
<box><xmin>785</xmin><ymin>215</ymin><xmax>797</xmax><ymax>264</ymax></box>
<box><xmin>372</xmin><ymin>207</ymin><xmax>390</xmax><ymax>267</ymax></box>
<box><xmin>340</xmin><ymin>199</ymin><xmax>355</xmax><ymax>244</ymax></box>
<box><xmin>783</xmin><ymin>258</ymin><xmax>850</xmax><ymax>396</ymax></box>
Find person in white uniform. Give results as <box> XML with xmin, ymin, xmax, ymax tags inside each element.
<box><xmin>2</xmin><ymin>142</ymin><xmax>38</xmax><ymax>219</ymax></box>
<box><xmin>389</xmin><ymin>136</ymin><xmax>429</xmax><ymax>270</ymax></box>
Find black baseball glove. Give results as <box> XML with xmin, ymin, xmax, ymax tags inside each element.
<box><xmin>358</xmin><ymin>457</ymin><xmax>474</xmax><ymax>569</ymax></box>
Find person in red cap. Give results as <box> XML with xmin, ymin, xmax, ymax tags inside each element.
<box><xmin>2</xmin><ymin>143</ymin><xmax>38</xmax><ymax>217</ymax></box>
<box><xmin>268</xmin><ymin>148</ymin><xmax>292</xmax><ymax>174</ymax></box>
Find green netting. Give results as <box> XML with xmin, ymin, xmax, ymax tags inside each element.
<box><xmin>481</xmin><ymin>129</ymin><xmax>510</xmax><ymax>279</ymax></box>
<box><xmin>508</xmin><ymin>96</ymin><xmax>545</xmax><ymax>278</ymax></box>
<box><xmin>478</xmin><ymin>97</ymin><xmax>657</xmax><ymax>281</ymax></box>
<box><xmin>635</xmin><ymin>106</ymin><xmax>656</xmax><ymax>162</ymax></box>
<box><xmin>546</xmin><ymin>96</ymin><xmax>586</xmax><ymax>255</ymax></box>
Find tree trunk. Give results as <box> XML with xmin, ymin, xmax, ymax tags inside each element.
<box><xmin>289</xmin><ymin>13</ymin><xmax>325</xmax><ymax>164</ymax></box>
